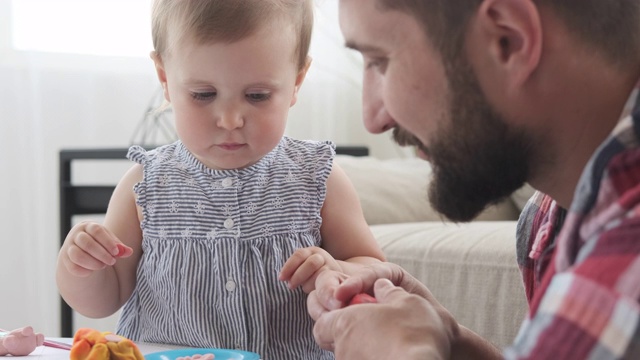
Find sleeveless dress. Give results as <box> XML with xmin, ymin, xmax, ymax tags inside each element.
<box><xmin>116</xmin><ymin>137</ymin><xmax>335</xmax><ymax>360</ymax></box>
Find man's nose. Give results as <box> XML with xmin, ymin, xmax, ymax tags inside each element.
<box><xmin>362</xmin><ymin>71</ymin><xmax>395</xmax><ymax>134</ymax></box>
<box><xmin>363</xmin><ymin>96</ymin><xmax>395</xmax><ymax>134</ymax></box>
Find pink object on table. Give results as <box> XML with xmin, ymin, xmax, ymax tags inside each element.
<box><xmin>0</xmin><ymin>326</ymin><xmax>72</xmax><ymax>355</ymax></box>
<box><xmin>43</xmin><ymin>338</ymin><xmax>73</xmax><ymax>350</ymax></box>
<box><xmin>0</xmin><ymin>326</ymin><xmax>45</xmax><ymax>356</ymax></box>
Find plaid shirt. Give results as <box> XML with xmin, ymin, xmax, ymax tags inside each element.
<box><xmin>504</xmin><ymin>112</ymin><xmax>640</xmax><ymax>359</ymax></box>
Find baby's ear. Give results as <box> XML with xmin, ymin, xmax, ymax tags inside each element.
<box><xmin>297</xmin><ymin>56</ymin><xmax>312</xmax><ymax>87</ymax></box>
<box><xmin>150</xmin><ymin>51</ymin><xmax>170</xmax><ymax>102</ymax></box>
<box><xmin>291</xmin><ymin>56</ymin><xmax>312</xmax><ymax>107</ymax></box>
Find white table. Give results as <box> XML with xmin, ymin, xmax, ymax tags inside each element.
<box><xmin>24</xmin><ymin>338</ymin><xmax>183</xmax><ymax>359</ymax></box>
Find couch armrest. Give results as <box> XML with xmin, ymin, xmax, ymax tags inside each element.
<box><xmin>370</xmin><ymin>221</ymin><xmax>528</xmax><ymax>349</ymax></box>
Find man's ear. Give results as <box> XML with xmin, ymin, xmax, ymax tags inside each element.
<box><xmin>151</xmin><ymin>51</ymin><xmax>171</xmax><ymax>102</ymax></box>
<box><xmin>290</xmin><ymin>56</ymin><xmax>312</xmax><ymax>107</ymax></box>
<box><xmin>469</xmin><ymin>0</ymin><xmax>542</xmax><ymax>90</ymax></box>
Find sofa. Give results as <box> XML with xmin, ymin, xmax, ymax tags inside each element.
<box><xmin>335</xmin><ymin>154</ymin><xmax>535</xmax><ymax>349</ymax></box>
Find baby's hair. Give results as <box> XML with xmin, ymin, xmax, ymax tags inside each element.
<box><xmin>152</xmin><ymin>0</ymin><xmax>313</xmax><ymax>71</ymax></box>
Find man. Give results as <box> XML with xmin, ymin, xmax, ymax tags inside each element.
<box><xmin>308</xmin><ymin>0</ymin><xmax>640</xmax><ymax>358</ymax></box>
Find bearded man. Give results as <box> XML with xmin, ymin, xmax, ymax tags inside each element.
<box><xmin>308</xmin><ymin>0</ymin><xmax>640</xmax><ymax>359</ymax></box>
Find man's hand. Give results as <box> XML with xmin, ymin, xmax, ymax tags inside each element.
<box><xmin>307</xmin><ymin>262</ymin><xmax>460</xmax><ymax>359</ymax></box>
<box><xmin>313</xmin><ymin>278</ymin><xmax>454</xmax><ymax>359</ymax></box>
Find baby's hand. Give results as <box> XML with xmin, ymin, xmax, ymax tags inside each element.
<box><xmin>279</xmin><ymin>246</ymin><xmax>342</xmax><ymax>293</ymax></box>
<box><xmin>59</xmin><ymin>221</ymin><xmax>133</xmax><ymax>277</ymax></box>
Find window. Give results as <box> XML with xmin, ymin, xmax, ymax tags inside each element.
<box><xmin>11</xmin><ymin>0</ymin><xmax>153</xmax><ymax>57</ymax></box>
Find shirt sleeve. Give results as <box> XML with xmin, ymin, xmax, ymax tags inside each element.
<box><xmin>503</xmin><ymin>215</ymin><xmax>640</xmax><ymax>359</ymax></box>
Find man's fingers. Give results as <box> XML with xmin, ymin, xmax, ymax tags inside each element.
<box><xmin>313</xmin><ymin>310</ymin><xmax>339</xmax><ymax>351</ymax></box>
<box><xmin>372</xmin><ymin>278</ymin><xmax>402</xmax><ymax>302</ymax></box>
<box><xmin>335</xmin><ymin>263</ymin><xmax>431</xmax><ymax>301</ymax></box>
<box><xmin>314</xmin><ymin>270</ymin><xmax>348</xmax><ymax>310</ymax></box>
<box><xmin>307</xmin><ymin>290</ymin><xmax>329</xmax><ymax>321</ymax></box>
<box><xmin>333</xmin><ymin>263</ymin><xmax>399</xmax><ymax>301</ymax></box>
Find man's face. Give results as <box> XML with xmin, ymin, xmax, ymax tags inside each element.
<box><xmin>339</xmin><ymin>0</ymin><xmax>532</xmax><ymax>221</ymax></box>
<box><xmin>339</xmin><ymin>0</ymin><xmax>448</xmax><ymax>145</ymax></box>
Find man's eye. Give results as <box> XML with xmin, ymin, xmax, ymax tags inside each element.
<box><xmin>190</xmin><ymin>92</ymin><xmax>216</xmax><ymax>101</ymax></box>
<box><xmin>366</xmin><ymin>60</ymin><xmax>379</xmax><ymax>69</ymax></box>
<box><xmin>246</xmin><ymin>93</ymin><xmax>271</xmax><ymax>102</ymax></box>
<box><xmin>365</xmin><ymin>57</ymin><xmax>388</xmax><ymax>73</ymax></box>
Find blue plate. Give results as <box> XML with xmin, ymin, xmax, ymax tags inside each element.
<box><xmin>145</xmin><ymin>348</ymin><xmax>261</xmax><ymax>360</ymax></box>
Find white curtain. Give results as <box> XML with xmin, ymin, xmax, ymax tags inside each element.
<box><xmin>0</xmin><ymin>0</ymin><xmax>411</xmax><ymax>336</ymax></box>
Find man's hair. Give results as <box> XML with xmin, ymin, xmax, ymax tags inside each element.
<box><xmin>376</xmin><ymin>0</ymin><xmax>640</xmax><ymax>70</ymax></box>
<box><xmin>152</xmin><ymin>0</ymin><xmax>313</xmax><ymax>70</ymax></box>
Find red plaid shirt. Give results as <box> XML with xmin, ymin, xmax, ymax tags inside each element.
<box><xmin>505</xmin><ymin>113</ymin><xmax>640</xmax><ymax>359</ymax></box>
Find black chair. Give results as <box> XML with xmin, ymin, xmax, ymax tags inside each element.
<box><xmin>58</xmin><ymin>145</ymin><xmax>368</xmax><ymax>337</ymax></box>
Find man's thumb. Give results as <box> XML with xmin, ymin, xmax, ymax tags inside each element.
<box><xmin>373</xmin><ymin>278</ymin><xmax>399</xmax><ymax>302</ymax></box>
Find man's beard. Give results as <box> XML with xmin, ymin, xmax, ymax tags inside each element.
<box><xmin>395</xmin><ymin>60</ymin><xmax>534</xmax><ymax>222</ymax></box>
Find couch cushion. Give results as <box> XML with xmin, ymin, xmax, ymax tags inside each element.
<box><xmin>335</xmin><ymin>155</ymin><xmax>521</xmax><ymax>225</ymax></box>
<box><xmin>511</xmin><ymin>183</ymin><xmax>536</xmax><ymax>212</ymax></box>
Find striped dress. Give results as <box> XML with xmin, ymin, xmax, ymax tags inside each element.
<box><xmin>116</xmin><ymin>137</ymin><xmax>335</xmax><ymax>360</ymax></box>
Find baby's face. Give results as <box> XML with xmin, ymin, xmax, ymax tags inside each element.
<box><xmin>156</xmin><ymin>25</ymin><xmax>305</xmax><ymax>170</ymax></box>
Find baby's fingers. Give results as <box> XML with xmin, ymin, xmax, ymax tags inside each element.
<box><xmin>280</xmin><ymin>247</ymin><xmax>326</xmax><ymax>281</ymax></box>
<box><xmin>83</xmin><ymin>222</ymin><xmax>127</xmax><ymax>256</ymax></box>
<box><xmin>63</xmin><ymin>245</ymin><xmax>131</xmax><ymax>277</ymax></box>
<box><xmin>73</xmin><ymin>229</ymin><xmax>118</xmax><ymax>266</ymax></box>
<box><xmin>62</xmin><ymin>222</ymin><xmax>129</xmax><ymax>276</ymax></box>
<box><xmin>279</xmin><ymin>250</ymin><xmax>307</xmax><ymax>282</ymax></box>
<box><xmin>280</xmin><ymin>247</ymin><xmax>312</xmax><ymax>282</ymax></box>
<box><xmin>287</xmin><ymin>254</ymin><xmax>326</xmax><ymax>290</ymax></box>
<box><xmin>64</xmin><ymin>245</ymin><xmax>109</xmax><ymax>277</ymax></box>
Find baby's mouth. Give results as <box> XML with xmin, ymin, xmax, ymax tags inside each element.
<box><xmin>218</xmin><ymin>143</ymin><xmax>245</xmax><ymax>151</ymax></box>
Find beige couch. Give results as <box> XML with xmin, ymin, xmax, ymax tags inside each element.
<box><xmin>335</xmin><ymin>155</ymin><xmax>535</xmax><ymax>349</ymax></box>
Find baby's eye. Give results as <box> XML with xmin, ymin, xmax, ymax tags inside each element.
<box><xmin>190</xmin><ymin>91</ymin><xmax>216</xmax><ymax>101</ymax></box>
<box><xmin>246</xmin><ymin>92</ymin><xmax>271</xmax><ymax>102</ymax></box>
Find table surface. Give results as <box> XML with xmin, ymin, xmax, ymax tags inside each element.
<box><xmin>24</xmin><ymin>338</ymin><xmax>184</xmax><ymax>359</ymax></box>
